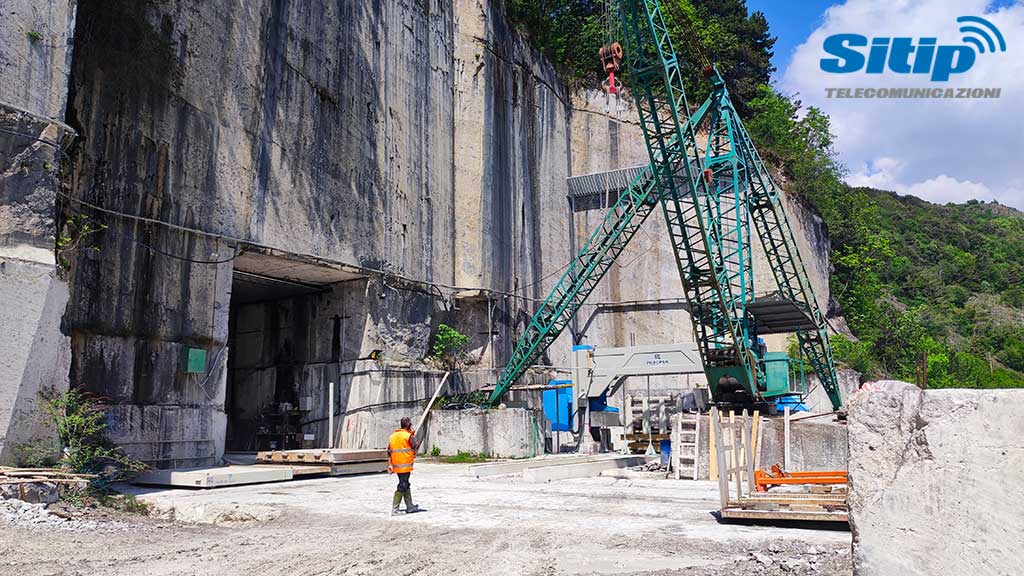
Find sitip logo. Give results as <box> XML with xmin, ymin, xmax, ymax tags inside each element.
<box><xmin>819</xmin><ymin>16</ymin><xmax>1006</xmax><ymax>99</ymax></box>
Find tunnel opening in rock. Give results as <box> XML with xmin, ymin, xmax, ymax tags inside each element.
<box><xmin>225</xmin><ymin>250</ymin><xmax>365</xmax><ymax>452</ymax></box>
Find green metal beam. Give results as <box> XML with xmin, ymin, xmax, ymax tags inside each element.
<box><xmin>485</xmin><ymin>0</ymin><xmax>842</xmax><ymax>412</ymax></box>
<box><xmin>485</xmin><ymin>165</ymin><xmax>660</xmax><ymax>406</ymax></box>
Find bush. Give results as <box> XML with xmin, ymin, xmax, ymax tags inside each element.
<box><xmin>430</xmin><ymin>323</ymin><xmax>468</xmax><ymax>368</ymax></box>
<box><xmin>12</xmin><ymin>439</ymin><xmax>61</xmax><ymax>468</ymax></box>
<box><xmin>43</xmin><ymin>389</ymin><xmax>145</xmax><ymax>483</ymax></box>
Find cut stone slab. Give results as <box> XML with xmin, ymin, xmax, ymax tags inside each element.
<box><xmin>323</xmin><ymin>460</ymin><xmax>388</xmax><ymax>476</ymax></box>
<box><xmin>847</xmin><ymin>385</ymin><xmax>1024</xmax><ymax>576</ymax></box>
<box><xmin>133</xmin><ymin>465</ymin><xmax>293</xmax><ymax>488</ymax></box>
<box><xmin>522</xmin><ymin>456</ymin><xmax>648</xmax><ymax>483</ymax></box>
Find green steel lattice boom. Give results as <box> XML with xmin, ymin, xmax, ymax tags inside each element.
<box><xmin>486</xmin><ymin>0</ymin><xmax>842</xmax><ymax>411</ymax></box>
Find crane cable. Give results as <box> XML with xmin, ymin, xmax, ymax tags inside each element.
<box><xmin>665</xmin><ymin>2</ymin><xmax>713</xmax><ymax>72</ymax></box>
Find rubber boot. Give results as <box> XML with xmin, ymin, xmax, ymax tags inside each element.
<box><xmin>403</xmin><ymin>489</ymin><xmax>419</xmax><ymax>513</ymax></box>
<box><xmin>391</xmin><ymin>490</ymin><xmax>403</xmax><ymax>515</ymax></box>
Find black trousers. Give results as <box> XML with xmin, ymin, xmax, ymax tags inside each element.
<box><xmin>396</xmin><ymin>472</ymin><xmax>411</xmax><ymax>493</ymax></box>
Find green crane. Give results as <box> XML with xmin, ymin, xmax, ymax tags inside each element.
<box><xmin>485</xmin><ymin>0</ymin><xmax>842</xmax><ymax>413</ymax></box>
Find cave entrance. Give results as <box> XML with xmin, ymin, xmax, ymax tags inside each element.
<box><xmin>224</xmin><ymin>248</ymin><xmax>364</xmax><ymax>452</ymax></box>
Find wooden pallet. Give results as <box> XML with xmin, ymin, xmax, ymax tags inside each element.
<box><xmin>720</xmin><ymin>507</ymin><xmax>849</xmax><ymax>522</ymax></box>
<box><xmin>256</xmin><ymin>448</ymin><xmax>387</xmax><ymax>465</ymax></box>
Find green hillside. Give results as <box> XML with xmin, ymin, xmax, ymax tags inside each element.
<box><xmin>810</xmin><ymin>188</ymin><xmax>1024</xmax><ymax>388</ymax></box>
<box><xmin>746</xmin><ymin>91</ymin><xmax>1024</xmax><ymax>389</ymax></box>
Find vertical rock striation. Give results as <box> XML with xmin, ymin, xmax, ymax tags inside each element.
<box><xmin>0</xmin><ymin>0</ymin><xmax>843</xmax><ymax>464</ymax></box>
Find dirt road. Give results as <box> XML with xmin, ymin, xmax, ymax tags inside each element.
<box><xmin>0</xmin><ymin>463</ymin><xmax>851</xmax><ymax>575</ymax></box>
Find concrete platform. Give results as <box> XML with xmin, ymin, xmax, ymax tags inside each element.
<box><xmin>522</xmin><ymin>456</ymin><xmax>649</xmax><ymax>483</ymax></box>
<box><xmin>465</xmin><ymin>454</ymin><xmax>622</xmax><ymax>478</ymax></box>
<box><xmin>133</xmin><ymin>465</ymin><xmax>294</xmax><ymax>488</ymax></box>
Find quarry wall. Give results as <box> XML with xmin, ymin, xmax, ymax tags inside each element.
<box><xmin>0</xmin><ymin>0</ymin><xmax>841</xmax><ymax>465</ymax></box>
<box><xmin>0</xmin><ymin>0</ymin><xmax>77</xmax><ymax>463</ymax></box>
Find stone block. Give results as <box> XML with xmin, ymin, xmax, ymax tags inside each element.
<box><xmin>0</xmin><ymin>481</ymin><xmax>60</xmax><ymax>504</ymax></box>
<box><xmin>422</xmin><ymin>408</ymin><xmax>545</xmax><ymax>459</ymax></box>
<box><xmin>847</xmin><ymin>385</ymin><xmax>1024</xmax><ymax>576</ymax></box>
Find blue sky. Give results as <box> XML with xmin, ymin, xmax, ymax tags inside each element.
<box><xmin>746</xmin><ymin>0</ymin><xmax>835</xmax><ymax>76</ymax></box>
<box><xmin>746</xmin><ymin>0</ymin><xmax>1024</xmax><ymax>209</ymax></box>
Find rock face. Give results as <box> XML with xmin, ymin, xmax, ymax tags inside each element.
<box><xmin>0</xmin><ymin>0</ymin><xmax>77</xmax><ymax>464</ymax></box>
<box><xmin>847</xmin><ymin>386</ymin><xmax>1024</xmax><ymax>576</ymax></box>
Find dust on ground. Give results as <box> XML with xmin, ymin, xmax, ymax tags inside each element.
<box><xmin>0</xmin><ymin>463</ymin><xmax>851</xmax><ymax>575</ymax></box>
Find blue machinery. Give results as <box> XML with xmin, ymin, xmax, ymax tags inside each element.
<box><xmin>486</xmin><ymin>0</ymin><xmax>842</xmax><ymax>413</ymax></box>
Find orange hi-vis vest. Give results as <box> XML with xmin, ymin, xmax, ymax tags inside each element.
<box><xmin>388</xmin><ymin>429</ymin><xmax>415</xmax><ymax>473</ymax></box>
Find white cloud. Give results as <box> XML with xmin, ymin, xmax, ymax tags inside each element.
<box><xmin>782</xmin><ymin>0</ymin><xmax>1024</xmax><ymax>209</ymax></box>
<box><xmin>847</xmin><ymin>158</ymin><xmax>998</xmax><ymax>204</ymax></box>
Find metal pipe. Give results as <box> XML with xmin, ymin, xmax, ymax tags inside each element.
<box><xmin>328</xmin><ymin>381</ymin><xmax>335</xmax><ymax>449</ymax></box>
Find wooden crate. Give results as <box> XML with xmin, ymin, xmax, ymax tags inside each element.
<box><xmin>711</xmin><ymin>407</ymin><xmax>848</xmax><ymax>523</ymax></box>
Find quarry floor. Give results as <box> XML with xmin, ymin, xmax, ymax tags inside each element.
<box><xmin>0</xmin><ymin>462</ymin><xmax>852</xmax><ymax>575</ymax></box>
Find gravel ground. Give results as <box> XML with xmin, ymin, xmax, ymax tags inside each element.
<box><xmin>0</xmin><ymin>463</ymin><xmax>851</xmax><ymax>576</ymax></box>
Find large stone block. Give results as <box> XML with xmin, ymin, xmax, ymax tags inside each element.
<box><xmin>847</xmin><ymin>385</ymin><xmax>1024</xmax><ymax>576</ymax></box>
<box><xmin>0</xmin><ymin>259</ymin><xmax>70</xmax><ymax>465</ymax></box>
<box><xmin>422</xmin><ymin>408</ymin><xmax>546</xmax><ymax>458</ymax></box>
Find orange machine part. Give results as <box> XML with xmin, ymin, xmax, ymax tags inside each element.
<box><xmin>754</xmin><ymin>464</ymin><xmax>849</xmax><ymax>492</ymax></box>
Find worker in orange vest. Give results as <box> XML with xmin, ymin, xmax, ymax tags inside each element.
<box><xmin>388</xmin><ymin>417</ymin><xmax>421</xmax><ymax>515</ymax></box>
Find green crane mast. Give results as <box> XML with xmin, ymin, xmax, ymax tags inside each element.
<box><xmin>485</xmin><ymin>0</ymin><xmax>842</xmax><ymax>412</ymax></box>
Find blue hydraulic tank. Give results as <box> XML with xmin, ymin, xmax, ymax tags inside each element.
<box><xmin>543</xmin><ymin>380</ymin><xmax>573</xmax><ymax>432</ymax></box>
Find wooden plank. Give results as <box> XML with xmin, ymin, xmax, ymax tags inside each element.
<box><xmin>754</xmin><ymin>411</ymin><xmax>764</xmax><ymax>470</ymax></box>
<box><xmin>738</xmin><ymin>496</ymin><xmax>847</xmax><ymax>507</ymax></box>
<box><xmin>721</xmin><ymin>507</ymin><xmax>849</xmax><ymax>522</ymax></box>
<box><xmin>730</xmin><ymin>410</ymin><xmax>741</xmax><ymax>501</ymax></box>
<box><xmin>1</xmin><ymin>471</ymin><xmax>97</xmax><ymax>479</ymax></box>
<box><xmin>288</xmin><ymin>465</ymin><xmax>333</xmax><ymax>476</ymax></box>
<box><xmin>711</xmin><ymin>407</ymin><xmax>730</xmax><ymax>510</ymax></box>
<box><xmin>784</xmin><ymin>406</ymin><xmax>792</xmax><ymax>470</ymax></box>
<box><xmin>709</xmin><ymin>411</ymin><xmax>718</xmax><ymax>481</ymax></box>
<box><xmin>692</xmin><ymin>413</ymin><xmax>700</xmax><ymax>480</ymax></box>
<box><xmin>415</xmin><ymin>371</ymin><xmax>451</xmax><ymax>437</ymax></box>
<box><xmin>256</xmin><ymin>449</ymin><xmax>387</xmax><ymax>464</ymax></box>
<box><xmin>743</xmin><ymin>410</ymin><xmax>756</xmax><ymax>495</ymax></box>
<box><xmin>0</xmin><ymin>478</ymin><xmax>89</xmax><ymax>485</ymax></box>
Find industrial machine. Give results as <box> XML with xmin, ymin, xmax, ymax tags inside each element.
<box><xmin>571</xmin><ymin>342</ymin><xmax>704</xmax><ymax>451</ymax></box>
<box><xmin>485</xmin><ymin>0</ymin><xmax>842</xmax><ymax>416</ymax></box>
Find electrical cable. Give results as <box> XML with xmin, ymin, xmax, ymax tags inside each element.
<box><xmin>103</xmin><ymin>224</ymin><xmax>238</xmax><ymax>264</ymax></box>
<box><xmin>3</xmin><ymin>126</ymin><xmax>239</xmax><ymax>266</ymax></box>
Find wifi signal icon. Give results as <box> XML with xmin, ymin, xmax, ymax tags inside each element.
<box><xmin>957</xmin><ymin>16</ymin><xmax>1006</xmax><ymax>54</ymax></box>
